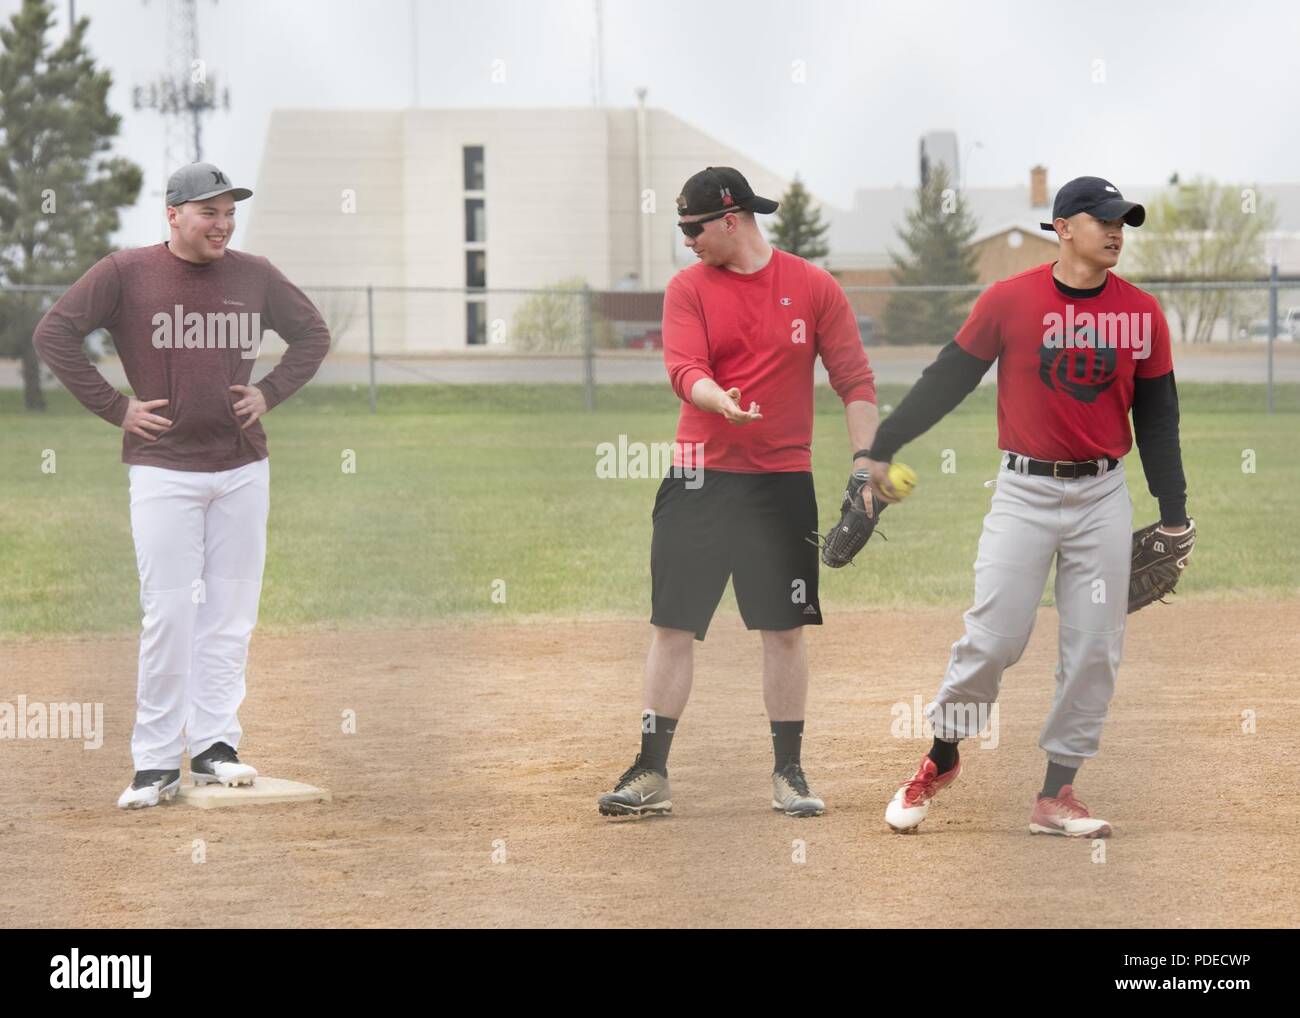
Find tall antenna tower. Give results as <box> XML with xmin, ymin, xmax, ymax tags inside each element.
<box><xmin>133</xmin><ymin>0</ymin><xmax>230</xmax><ymax>169</ymax></box>
<box><xmin>591</xmin><ymin>0</ymin><xmax>605</xmax><ymax>107</ymax></box>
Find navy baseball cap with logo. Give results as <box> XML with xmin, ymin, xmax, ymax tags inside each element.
<box><xmin>1039</xmin><ymin>176</ymin><xmax>1145</xmax><ymax>231</ymax></box>
<box><xmin>166</xmin><ymin>162</ymin><xmax>253</xmax><ymax>207</ymax></box>
<box><xmin>676</xmin><ymin>166</ymin><xmax>780</xmax><ymax>217</ymax></box>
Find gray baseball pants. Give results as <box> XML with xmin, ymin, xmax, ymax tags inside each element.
<box><xmin>926</xmin><ymin>453</ymin><xmax>1133</xmax><ymax>768</ymax></box>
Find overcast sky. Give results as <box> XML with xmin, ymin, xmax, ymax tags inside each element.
<box><xmin>6</xmin><ymin>0</ymin><xmax>1298</xmax><ymax>248</ymax></box>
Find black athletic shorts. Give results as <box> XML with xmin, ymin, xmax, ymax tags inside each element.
<box><xmin>650</xmin><ymin>469</ymin><xmax>821</xmax><ymax>641</ymax></box>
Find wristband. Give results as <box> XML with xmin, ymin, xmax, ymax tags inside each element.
<box><xmin>853</xmin><ymin>448</ymin><xmax>875</xmax><ymax>462</ymax></box>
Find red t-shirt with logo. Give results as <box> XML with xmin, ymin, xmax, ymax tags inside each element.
<box><xmin>662</xmin><ymin>248</ymin><xmax>876</xmax><ymax>472</ymax></box>
<box><xmin>954</xmin><ymin>263</ymin><xmax>1173</xmax><ymax>461</ymax></box>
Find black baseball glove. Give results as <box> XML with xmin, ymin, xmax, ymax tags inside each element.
<box><xmin>816</xmin><ymin>468</ymin><xmax>886</xmax><ymax>568</ymax></box>
<box><xmin>1128</xmin><ymin>519</ymin><xmax>1197</xmax><ymax>613</ymax></box>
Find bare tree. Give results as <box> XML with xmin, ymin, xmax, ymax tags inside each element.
<box><xmin>310</xmin><ymin>289</ymin><xmax>361</xmax><ymax>350</ymax></box>
<box><xmin>1129</xmin><ymin>179</ymin><xmax>1276</xmax><ymax>343</ymax></box>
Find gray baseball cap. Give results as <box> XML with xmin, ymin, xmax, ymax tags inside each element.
<box><xmin>166</xmin><ymin>162</ymin><xmax>253</xmax><ymax>207</ymax></box>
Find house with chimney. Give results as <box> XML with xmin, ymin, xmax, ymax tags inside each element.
<box><xmin>824</xmin><ymin>131</ymin><xmax>1062</xmax><ymax>332</ymax></box>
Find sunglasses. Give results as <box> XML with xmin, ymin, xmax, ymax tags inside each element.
<box><xmin>677</xmin><ymin>208</ymin><xmax>740</xmax><ymax>238</ymax></box>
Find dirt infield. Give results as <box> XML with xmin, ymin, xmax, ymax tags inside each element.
<box><xmin>2</xmin><ymin>600</ymin><xmax>1297</xmax><ymax>928</ymax></box>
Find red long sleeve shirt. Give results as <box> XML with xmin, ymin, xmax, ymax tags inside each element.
<box><xmin>662</xmin><ymin>248</ymin><xmax>876</xmax><ymax>472</ymax></box>
<box><xmin>32</xmin><ymin>242</ymin><xmax>331</xmax><ymax>472</ymax></box>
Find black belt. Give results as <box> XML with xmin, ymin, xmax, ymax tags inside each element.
<box><xmin>1004</xmin><ymin>453</ymin><xmax>1119</xmax><ymax>479</ymax></box>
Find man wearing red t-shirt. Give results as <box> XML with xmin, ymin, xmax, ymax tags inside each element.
<box><xmin>597</xmin><ymin>167</ymin><xmax>879</xmax><ymax>819</ymax></box>
<box><xmin>865</xmin><ymin>176</ymin><xmax>1193</xmax><ymax>838</ymax></box>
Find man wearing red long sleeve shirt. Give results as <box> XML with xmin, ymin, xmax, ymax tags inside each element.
<box><xmin>598</xmin><ymin>167</ymin><xmax>880</xmax><ymax>819</ymax></box>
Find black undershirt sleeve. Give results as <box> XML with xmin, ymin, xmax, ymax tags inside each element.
<box><xmin>866</xmin><ymin>341</ymin><xmax>995</xmax><ymax>462</ymax></box>
<box><xmin>1131</xmin><ymin>371</ymin><xmax>1189</xmax><ymax>526</ymax></box>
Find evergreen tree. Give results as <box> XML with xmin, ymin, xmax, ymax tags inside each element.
<box><xmin>0</xmin><ymin>0</ymin><xmax>142</xmax><ymax>409</ymax></box>
<box><xmin>883</xmin><ymin>164</ymin><xmax>979</xmax><ymax>345</ymax></box>
<box><xmin>768</xmin><ymin>175</ymin><xmax>830</xmax><ymax>263</ymax></box>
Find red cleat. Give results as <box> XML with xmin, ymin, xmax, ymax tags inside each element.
<box><xmin>885</xmin><ymin>753</ymin><xmax>961</xmax><ymax>833</ymax></box>
<box><xmin>1029</xmin><ymin>785</ymin><xmax>1113</xmax><ymax>838</ymax></box>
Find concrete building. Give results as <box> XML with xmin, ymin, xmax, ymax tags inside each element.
<box><xmin>919</xmin><ymin>130</ymin><xmax>960</xmax><ymax>190</ymax></box>
<box><xmin>243</xmin><ymin>104</ymin><xmax>788</xmax><ymax>353</ymax></box>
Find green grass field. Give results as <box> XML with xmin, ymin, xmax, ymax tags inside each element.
<box><xmin>1</xmin><ymin>383</ymin><xmax>1296</xmax><ymax>638</ymax></box>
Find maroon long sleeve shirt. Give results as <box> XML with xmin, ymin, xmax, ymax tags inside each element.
<box><xmin>32</xmin><ymin>242</ymin><xmax>331</xmax><ymax>472</ymax></box>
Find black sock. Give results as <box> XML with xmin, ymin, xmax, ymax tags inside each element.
<box><xmin>638</xmin><ymin>711</ymin><xmax>677</xmax><ymax>775</ymax></box>
<box><xmin>928</xmin><ymin>737</ymin><xmax>959</xmax><ymax>774</ymax></box>
<box><xmin>771</xmin><ymin>720</ymin><xmax>804</xmax><ymax>771</ymax></box>
<box><xmin>1041</xmin><ymin>762</ymin><xmax>1078</xmax><ymax>799</ymax></box>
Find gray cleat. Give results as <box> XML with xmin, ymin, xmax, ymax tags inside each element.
<box><xmin>598</xmin><ymin>755</ymin><xmax>672</xmax><ymax>817</ymax></box>
<box><xmin>772</xmin><ymin>763</ymin><xmax>825</xmax><ymax>817</ymax></box>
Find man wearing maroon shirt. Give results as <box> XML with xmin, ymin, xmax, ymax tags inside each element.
<box><xmin>597</xmin><ymin>167</ymin><xmax>879</xmax><ymax>819</ymax></box>
<box><xmin>864</xmin><ymin>176</ymin><xmax>1193</xmax><ymax>837</ymax></box>
<box><xmin>32</xmin><ymin>162</ymin><xmax>331</xmax><ymax>809</ymax></box>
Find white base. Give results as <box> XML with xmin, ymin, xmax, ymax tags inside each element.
<box><xmin>176</xmin><ymin>776</ymin><xmax>331</xmax><ymax>810</ymax></box>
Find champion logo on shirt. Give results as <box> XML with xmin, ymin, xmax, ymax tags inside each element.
<box><xmin>779</xmin><ymin>297</ymin><xmax>793</xmax><ymax>306</ymax></box>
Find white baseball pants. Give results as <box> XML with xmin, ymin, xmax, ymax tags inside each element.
<box><xmin>127</xmin><ymin>458</ymin><xmax>269</xmax><ymax>771</ymax></box>
<box><xmin>926</xmin><ymin>455</ymin><xmax>1133</xmax><ymax>768</ymax></box>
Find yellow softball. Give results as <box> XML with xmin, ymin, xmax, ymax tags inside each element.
<box><xmin>888</xmin><ymin>462</ymin><xmax>917</xmax><ymax>499</ymax></box>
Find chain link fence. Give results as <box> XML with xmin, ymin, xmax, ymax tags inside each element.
<box><xmin>5</xmin><ymin>278</ymin><xmax>1297</xmax><ymax>412</ymax></box>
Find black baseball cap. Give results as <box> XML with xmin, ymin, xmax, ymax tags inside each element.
<box><xmin>1039</xmin><ymin>176</ymin><xmax>1145</xmax><ymax>231</ymax></box>
<box><xmin>676</xmin><ymin>166</ymin><xmax>779</xmax><ymax>217</ymax></box>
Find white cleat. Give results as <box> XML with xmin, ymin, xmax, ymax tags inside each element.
<box><xmin>191</xmin><ymin>742</ymin><xmax>257</xmax><ymax>788</ymax></box>
<box><xmin>117</xmin><ymin>770</ymin><xmax>181</xmax><ymax>810</ymax></box>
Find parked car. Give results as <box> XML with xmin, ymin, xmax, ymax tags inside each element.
<box><xmin>626</xmin><ymin>328</ymin><xmax>663</xmax><ymax>350</ymax></box>
<box><xmin>1243</xmin><ymin>319</ymin><xmax>1294</xmax><ymax>342</ymax></box>
<box><xmin>1286</xmin><ymin>307</ymin><xmax>1300</xmax><ymax>340</ymax></box>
